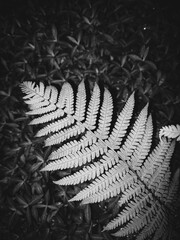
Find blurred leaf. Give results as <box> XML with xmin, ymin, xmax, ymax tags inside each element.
<box><xmin>129</xmin><ymin>54</ymin><xmax>142</xmax><ymax>61</ymax></box>
<box><xmin>68</xmin><ymin>36</ymin><xmax>79</xmax><ymax>45</ymax></box>
<box><xmin>84</xmin><ymin>204</ymin><xmax>91</xmax><ymax>224</ymax></box>
<box><xmin>52</xmin><ymin>25</ymin><xmax>58</xmax><ymax>42</ymax></box>
<box><xmin>16</xmin><ymin>196</ymin><xmax>28</xmax><ymax>208</ymax></box>
<box><xmin>91</xmin><ymin>235</ymin><xmax>104</xmax><ymax>240</ymax></box>
<box><xmin>29</xmin><ymin>194</ymin><xmax>43</xmax><ymax>206</ymax></box>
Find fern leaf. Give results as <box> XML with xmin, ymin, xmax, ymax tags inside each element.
<box><xmin>42</xmin><ymin>141</ymin><xmax>107</xmax><ymax>171</ymax></box>
<box><xmin>138</xmin><ymin>139</ymin><xmax>172</xmax><ymax>185</ymax></box>
<box><xmin>107</xmin><ymin>92</ymin><xmax>135</xmax><ymax>149</ymax></box>
<box><xmin>20</xmin><ymin>80</ymin><xmax>179</xmax><ymax>240</ymax></box>
<box><xmin>129</xmin><ymin>114</ymin><xmax>153</xmax><ymax>170</ymax></box>
<box><xmin>104</xmin><ymin>191</ymin><xmax>151</xmax><ymax>231</ymax></box>
<box><xmin>48</xmin><ymin>131</ymin><xmax>97</xmax><ymax>160</ymax></box>
<box><xmin>84</xmin><ymin>82</ymin><xmax>100</xmax><ymax>130</ymax></box>
<box><xmin>113</xmin><ymin>201</ymin><xmax>161</xmax><ymax>237</ymax></box>
<box><xmin>165</xmin><ymin>168</ymin><xmax>180</xmax><ymax>204</ymax></box>
<box><xmin>119</xmin><ymin>103</ymin><xmax>149</xmax><ymax>161</ymax></box>
<box><xmin>148</xmin><ymin>141</ymin><xmax>175</xmax><ymax>198</ymax></box>
<box><xmin>36</xmin><ymin>116</ymin><xmax>75</xmax><ymax>137</ymax></box>
<box><xmin>159</xmin><ymin>124</ymin><xmax>180</xmax><ymax>141</ymax></box>
<box><xmin>118</xmin><ymin>182</ymin><xmax>144</xmax><ymax>205</ymax></box>
<box><xmin>29</xmin><ymin>108</ymin><xmax>65</xmax><ymax>125</ymax></box>
<box><xmin>69</xmin><ymin>159</ymin><xmax>129</xmax><ymax>202</ymax></box>
<box><xmin>81</xmin><ymin>171</ymin><xmax>137</xmax><ymax>204</ymax></box>
<box><xmin>75</xmin><ymin>80</ymin><xmax>86</xmax><ymax>121</ymax></box>
<box><xmin>45</xmin><ymin>124</ymin><xmax>86</xmax><ymax>146</ymax></box>
<box><xmin>20</xmin><ymin>81</ymin><xmax>36</xmax><ymax>97</ymax></box>
<box><xmin>136</xmin><ymin>205</ymin><xmax>167</xmax><ymax>240</ymax></box>
<box><xmin>54</xmin><ymin>148</ymin><xmax>119</xmax><ymax>185</ymax></box>
<box><xmin>95</xmin><ymin>88</ymin><xmax>113</xmax><ymax>139</ymax></box>
<box><xmin>27</xmin><ymin>104</ymin><xmax>57</xmax><ymax>115</ymax></box>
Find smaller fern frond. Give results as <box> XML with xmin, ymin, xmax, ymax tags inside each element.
<box><xmin>84</xmin><ymin>82</ymin><xmax>100</xmax><ymax>130</ymax></box>
<box><xmin>118</xmin><ymin>103</ymin><xmax>149</xmax><ymax>161</ymax></box>
<box><xmin>45</xmin><ymin>124</ymin><xmax>86</xmax><ymax>146</ymax></box>
<box><xmin>81</xmin><ymin>171</ymin><xmax>137</xmax><ymax>204</ymax></box>
<box><xmin>36</xmin><ymin>115</ymin><xmax>75</xmax><ymax>137</ymax></box>
<box><xmin>104</xmin><ymin>191</ymin><xmax>151</xmax><ymax>231</ymax></box>
<box><xmin>95</xmin><ymin>88</ymin><xmax>113</xmax><ymax>139</ymax></box>
<box><xmin>29</xmin><ymin>108</ymin><xmax>64</xmax><ymax>125</ymax></box>
<box><xmin>20</xmin><ymin>80</ymin><xmax>179</xmax><ymax>240</ymax></box>
<box><xmin>136</xmin><ymin>205</ymin><xmax>167</xmax><ymax>240</ymax></box>
<box><xmin>165</xmin><ymin>168</ymin><xmax>180</xmax><ymax>205</ymax></box>
<box><xmin>138</xmin><ymin>139</ymin><xmax>172</xmax><ymax>185</ymax></box>
<box><xmin>69</xmin><ymin>160</ymin><xmax>129</xmax><ymax>202</ymax></box>
<box><xmin>129</xmin><ymin>114</ymin><xmax>153</xmax><ymax>170</ymax></box>
<box><xmin>48</xmin><ymin>131</ymin><xmax>97</xmax><ymax>160</ymax></box>
<box><xmin>54</xmin><ymin>147</ymin><xmax>118</xmax><ymax>185</ymax></box>
<box><xmin>75</xmin><ymin>80</ymin><xmax>86</xmax><ymax>121</ymax></box>
<box><xmin>112</xmin><ymin>201</ymin><xmax>161</xmax><ymax>237</ymax></box>
<box><xmin>42</xmin><ymin>141</ymin><xmax>108</xmax><ymax>172</ymax></box>
<box><xmin>159</xmin><ymin>124</ymin><xmax>180</xmax><ymax>141</ymax></box>
<box><xmin>107</xmin><ymin>92</ymin><xmax>135</xmax><ymax>149</ymax></box>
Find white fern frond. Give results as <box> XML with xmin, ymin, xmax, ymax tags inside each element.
<box><xmin>84</xmin><ymin>82</ymin><xmax>100</xmax><ymax>130</ymax></box>
<box><xmin>104</xmin><ymin>191</ymin><xmax>151</xmax><ymax>231</ymax></box>
<box><xmin>82</xmin><ymin>171</ymin><xmax>137</xmax><ymax>204</ymax></box>
<box><xmin>95</xmin><ymin>88</ymin><xmax>113</xmax><ymax>139</ymax></box>
<box><xmin>113</xmin><ymin>201</ymin><xmax>161</xmax><ymax>237</ymax></box>
<box><xmin>45</xmin><ymin>124</ymin><xmax>86</xmax><ymax>146</ymax></box>
<box><xmin>36</xmin><ymin>115</ymin><xmax>75</xmax><ymax>137</ymax></box>
<box><xmin>107</xmin><ymin>92</ymin><xmax>135</xmax><ymax>149</ymax></box>
<box><xmin>69</xmin><ymin>160</ymin><xmax>129</xmax><ymax>202</ymax></box>
<box><xmin>42</xmin><ymin>141</ymin><xmax>107</xmax><ymax>171</ymax></box>
<box><xmin>54</xmin><ymin>148</ymin><xmax>120</xmax><ymax>185</ymax></box>
<box><xmin>129</xmin><ymin>114</ymin><xmax>153</xmax><ymax>170</ymax></box>
<box><xmin>118</xmin><ymin>103</ymin><xmax>149</xmax><ymax>161</ymax></box>
<box><xmin>136</xmin><ymin>205</ymin><xmax>167</xmax><ymax>240</ymax></box>
<box><xmin>139</xmin><ymin>139</ymin><xmax>171</xmax><ymax>184</ymax></box>
<box><xmin>159</xmin><ymin>124</ymin><xmax>180</xmax><ymax>141</ymax></box>
<box><xmin>29</xmin><ymin>108</ymin><xmax>64</xmax><ymax>125</ymax></box>
<box><xmin>20</xmin><ymin>80</ymin><xmax>179</xmax><ymax>240</ymax></box>
<box><xmin>165</xmin><ymin>168</ymin><xmax>180</xmax><ymax>204</ymax></box>
<box><xmin>48</xmin><ymin>131</ymin><xmax>97</xmax><ymax>160</ymax></box>
<box><xmin>74</xmin><ymin>80</ymin><xmax>86</xmax><ymax>121</ymax></box>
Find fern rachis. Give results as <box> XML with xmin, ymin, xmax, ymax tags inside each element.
<box><xmin>20</xmin><ymin>80</ymin><xmax>180</xmax><ymax>240</ymax></box>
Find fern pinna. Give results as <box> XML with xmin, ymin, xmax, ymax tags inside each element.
<box><xmin>20</xmin><ymin>80</ymin><xmax>180</xmax><ymax>240</ymax></box>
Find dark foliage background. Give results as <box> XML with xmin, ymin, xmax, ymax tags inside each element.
<box><xmin>0</xmin><ymin>0</ymin><xmax>180</xmax><ymax>239</ymax></box>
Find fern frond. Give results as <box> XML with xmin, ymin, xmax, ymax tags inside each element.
<box><xmin>165</xmin><ymin>168</ymin><xmax>180</xmax><ymax>204</ymax></box>
<box><xmin>45</xmin><ymin>124</ymin><xmax>86</xmax><ymax>146</ymax></box>
<box><xmin>48</xmin><ymin>131</ymin><xmax>97</xmax><ymax>160</ymax></box>
<box><xmin>136</xmin><ymin>205</ymin><xmax>168</xmax><ymax>240</ymax></box>
<box><xmin>42</xmin><ymin>141</ymin><xmax>107</xmax><ymax>171</ymax></box>
<box><xmin>69</xmin><ymin>159</ymin><xmax>129</xmax><ymax>202</ymax></box>
<box><xmin>81</xmin><ymin>171</ymin><xmax>137</xmax><ymax>204</ymax></box>
<box><xmin>74</xmin><ymin>80</ymin><xmax>86</xmax><ymax>121</ymax></box>
<box><xmin>29</xmin><ymin>108</ymin><xmax>64</xmax><ymax>125</ymax></box>
<box><xmin>107</xmin><ymin>92</ymin><xmax>135</xmax><ymax>149</ymax></box>
<box><xmin>95</xmin><ymin>88</ymin><xmax>113</xmax><ymax>139</ymax></box>
<box><xmin>54</xmin><ymin>147</ymin><xmax>119</xmax><ymax>185</ymax></box>
<box><xmin>118</xmin><ymin>103</ymin><xmax>149</xmax><ymax>161</ymax></box>
<box><xmin>84</xmin><ymin>82</ymin><xmax>100</xmax><ymax>130</ymax></box>
<box><xmin>20</xmin><ymin>80</ymin><xmax>179</xmax><ymax>240</ymax></box>
<box><xmin>104</xmin><ymin>191</ymin><xmax>151</xmax><ymax>231</ymax></box>
<box><xmin>36</xmin><ymin>115</ymin><xmax>75</xmax><ymax>137</ymax></box>
<box><xmin>113</xmin><ymin>201</ymin><xmax>161</xmax><ymax>237</ymax></box>
<box><xmin>159</xmin><ymin>124</ymin><xmax>180</xmax><ymax>141</ymax></box>
<box><xmin>138</xmin><ymin>139</ymin><xmax>172</xmax><ymax>185</ymax></box>
<box><xmin>129</xmin><ymin>114</ymin><xmax>153</xmax><ymax>170</ymax></box>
